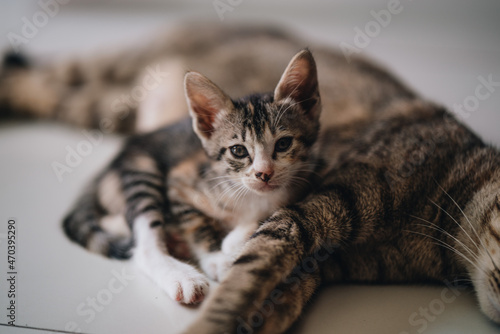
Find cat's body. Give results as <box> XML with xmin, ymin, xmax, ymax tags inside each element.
<box><xmin>184</xmin><ymin>99</ymin><xmax>500</xmax><ymax>334</ymax></box>
<box><xmin>4</xmin><ymin>23</ymin><xmax>500</xmax><ymax>334</ymax></box>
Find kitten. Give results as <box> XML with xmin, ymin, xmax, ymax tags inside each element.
<box><xmin>62</xmin><ymin>49</ymin><xmax>321</xmax><ymax>304</ymax></box>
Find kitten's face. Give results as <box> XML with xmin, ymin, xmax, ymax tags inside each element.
<box><xmin>205</xmin><ymin>94</ymin><xmax>319</xmax><ymax>195</ymax></box>
<box><xmin>184</xmin><ymin>49</ymin><xmax>321</xmax><ymax>198</ymax></box>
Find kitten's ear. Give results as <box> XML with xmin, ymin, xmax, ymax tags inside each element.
<box><xmin>274</xmin><ymin>49</ymin><xmax>320</xmax><ymax>120</ymax></box>
<box><xmin>184</xmin><ymin>71</ymin><xmax>234</xmax><ymax>140</ymax></box>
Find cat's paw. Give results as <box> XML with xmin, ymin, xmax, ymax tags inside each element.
<box><xmin>200</xmin><ymin>251</ymin><xmax>235</xmax><ymax>282</ymax></box>
<box><xmin>156</xmin><ymin>263</ymin><xmax>209</xmax><ymax>304</ymax></box>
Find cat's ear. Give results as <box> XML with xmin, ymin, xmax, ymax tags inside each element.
<box><xmin>274</xmin><ymin>49</ymin><xmax>320</xmax><ymax>120</ymax></box>
<box><xmin>184</xmin><ymin>71</ymin><xmax>234</xmax><ymax>140</ymax></box>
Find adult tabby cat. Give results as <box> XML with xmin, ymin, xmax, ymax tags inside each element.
<box><xmin>183</xmin><ymin>78</ymin><xmax>500</xmax><ymax>333</ymax></box>
<box><xmin>62</xmin><ymin>49</ymin><xmax>321</xmax><ymax>304</ymax></box>
<box><xmin>3</xmin><ymin>23</ymin><xmax>500</xmax><ymax>333</ymax></box>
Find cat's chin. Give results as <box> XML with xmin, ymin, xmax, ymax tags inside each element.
<box><xmin>246</xmin><ymin>182</ymin><xmax>280</xmax><ymax>195</ymax></box>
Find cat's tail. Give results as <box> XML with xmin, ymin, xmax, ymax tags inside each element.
<box><xmin>62</xmin><ymin>185</ymin><xmax>134</xmax><ymax>259</ymax></box>
<box><xmin>0</xmin><ymin>49</ymin><xmax>141</xmax><ymax>133</ymax></box>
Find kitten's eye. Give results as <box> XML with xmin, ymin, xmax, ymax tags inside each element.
<box><xmin>230</xmin><ymin>145</ymin><xmax>249</xmax><ymax>158</ymax></box>
<box><xmin>275</xmin><ymin>137</ymin><xmax>293</xmax><ymax>153</ymax></box>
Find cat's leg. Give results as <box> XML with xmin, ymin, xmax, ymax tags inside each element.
<box><xmin>183</xmin><ymin>169</ymin><xmax>383</xmax><ymax>333</ymax></box>
<box><xmin>119</xmin><ymin>153</ymin><xmax>209</xmax><ymax>304</ymax></box>
<box><xmin>248</xmin><ymin>270</ymin><xmax>321</xmax><ymax>334</ymax></box>
<box><xmin>133</xmin><ymin>214</ymin><xmax>208</xmax><ymax>304</ymax></box>
<box><xmin>172</xmin><ymin>202</ymin><xmax>234</xmax><ymax>282</ymax></box>
<box><xmin>196</xmin><ymin>222</ymin><xmax>260</xmax><ymax>282</ymax></box>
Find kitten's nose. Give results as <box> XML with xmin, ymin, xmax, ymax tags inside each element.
<box><xmin>255</xmin><ymin>171</ymin><xmax>274</xmax><ymax>183</ymax></box>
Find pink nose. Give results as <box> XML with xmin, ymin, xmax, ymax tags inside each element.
<box><xmin>255</xmin><ymin>171</ymin><xmax>274</xmax><ymax>182</ymax></box>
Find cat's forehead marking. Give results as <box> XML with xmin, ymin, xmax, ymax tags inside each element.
<box><xmin>252</xmin><ymin>103</ymin><xmax>271</xmax><ymax>144</ymax></box>
<box><xmin>263</xmin><ymin>127</ymin><xmax>275</xmax><ymax>149</ymax></box>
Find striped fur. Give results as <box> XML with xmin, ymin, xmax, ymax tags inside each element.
<box><xmin>185</xmin><ymin>100</ymin><xmax>500</xmax><ymax>333</ymax></box>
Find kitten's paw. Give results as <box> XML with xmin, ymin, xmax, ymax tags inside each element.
<box><xmin>157</xmin><ymin>264</ymin><xmax>209</xmax><ymax>304</ymax></box>
<box><xmin>200</xmin><ymin>251</ymin><xmax>235</xmax><ymax>282</ymax></box>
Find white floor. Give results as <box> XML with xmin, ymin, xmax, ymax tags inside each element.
<box><xmin>0</xmin><ymin>1</ymin><xmax>500</xmax><ymax>333</ymax></box>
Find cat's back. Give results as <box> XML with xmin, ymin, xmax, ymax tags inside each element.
<box><xmin>124</xmin><ymin>117</ymin><xmax>203</xmax><ymax>168</ymax></box>
<box><xmin>138</xmin><ymin>23</ymin><xmax>419</xmax><ymax>129</ymax></box>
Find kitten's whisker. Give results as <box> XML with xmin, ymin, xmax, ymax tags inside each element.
<box><xmin>229</xmin><ymin>185</ymin><xmax>248</xmax><ymax>213</ymax></box>
<box><xmin>286</xmin><ymin>175</ymin><xmax>312</xmax><ymax>187</ymax></box>
<box><xmin>275</xmin><ymin>100</ymin><xmax>300</xmax><ymax>127</ymax></box>
<box><xmin>209</xmin><ymin>178</ymin><xmax>237</xmax><ymax>193</ymax></box>
<box><xmin>274</xmin><ymin>96</ymin><xmax>316</xmax><ymax>128</ymax></box>
<box><xmin>274</xmin><ymin>79</ymin><xmax>304</xmax><ymax>128</ymax></box>
<box><xmin>215</xmin><ymin>182</ymin><xmax>242</xmax><ymax>210</ymax></box>
<box><xmin>233</xmin><ymin>187</ymin><xmax>250</xmax><ymax>213</ymax></box>
<box><xmin>293</xmin><ymin>168</ymin><xmax>321</xmax><ymax>177</ymax></box>
<box><xmin>207</xmin><ymin>175</ymin><xmax>238</xmax><ymax>182</ymax></box>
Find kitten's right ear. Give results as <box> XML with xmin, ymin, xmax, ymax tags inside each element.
<box><xmin>184</xmin><ymin>71</ymin><xmax>234</xmax><ymax>140</ymax></box>
<box><xmin>274</xmin><ymin>49</ymin><xmax>320</xmax><ymax>120</ymax></box>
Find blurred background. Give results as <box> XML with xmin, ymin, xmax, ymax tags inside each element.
<box><xmin>0</xmin><ymin>1</ymin><xmax>499</xmax><ymax>334</ymax></box>
<box><xmin>1</xmin><ymin>0</ymin><xmax>499</xmax><ymax>142</ymax></box>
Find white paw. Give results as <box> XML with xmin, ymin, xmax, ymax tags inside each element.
<box><xmin>157</xmin><ymin>263</ymin><xmax>209</xmax><ymax>304</ymax></box>
<box><xmin>138</xmin><ymin>256</ymin><xmax>209</xmax><ymax>305</ymax></box>
<box><xmin>200</xmin><ymin>251</ymin><xmax>235</xmax><ymax>282</ymax></box>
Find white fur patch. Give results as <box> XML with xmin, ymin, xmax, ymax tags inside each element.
<box><xmin>100</xmin><ymin>214</ymin><xmax>130</xmax><ymax>238</ymax></box>
<box><xmin>136</xmin><ymin>58</ymin><xmax>188</xmax><ymax>133</ymax></box>
<box><xmin>221</xmin><ymin>222</ymin><xmax>258</xmax><ymax>256</ymax></box>
<box><xmin>98</xmin><ymin>172</ymin><xmax>126</xmax><ymax>214</ymax></box>
<box><xmin>199</xmin><ymin>251</ymin><xmax>234</xmax><ymax>282</ymax></box>
<box><xmin>133</xmin><ymin>216</ymin><xmax>209</xmax><ymax>304</ymax></box>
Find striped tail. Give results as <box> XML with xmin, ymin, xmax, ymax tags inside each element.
<box><xmin>62</xmin><ymin>187</ymin><xmax>134</xmax><ymax>259</ymax></box>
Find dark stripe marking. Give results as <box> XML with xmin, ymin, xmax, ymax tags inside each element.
<box><xmin>150</xmin><ymin>221</ymin><xmax>162</xmax><ymax>228</ymax></box>
<box><xmin>249</xmin><ymin>268</ymin><xmax>272</xmax><ymax>279</ymax></box>
<box><xmin>233</xmin><ymin>254</ymin><xmax>260</xmax><ymax>265</ymax></box>
<box><xmin>122</xmin><ymin>179</ymin><xmax>164</xmax><ymax>193</ymax></box>
<box><xmin>126</xmin><ymin>191</ymin><xmax>158</xmax><ymax>203</ymax></box>
<box><xmin>121</xmin><ymin>170</ymin><xmax>162</xmax><ymax>180</ymax></box>
<box><xmin>251</xmin><ymin>229</ymin><xmax>287</xmax><ymax>241</ymax></box>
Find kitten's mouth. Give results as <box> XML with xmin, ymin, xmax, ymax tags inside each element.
<box><xmin>248</xmin><ymin>182</ymin><xmax>279</xmax><ymax>193</ymax></box>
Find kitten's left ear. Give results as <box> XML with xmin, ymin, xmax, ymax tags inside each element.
<box><xmin>274</xmin><ymin>49</ymin><xmax>321</xmax><ymax>120</ymax></box>
<box><xmin>184</xmin><ymin>71</ymin><xmax>234</xmax><ymax>141</ymax></box>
